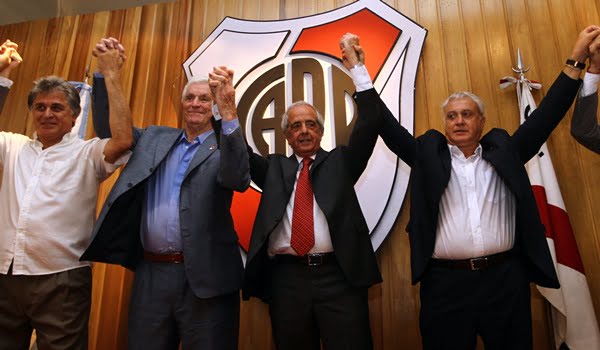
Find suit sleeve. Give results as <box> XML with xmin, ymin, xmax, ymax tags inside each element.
<box><xmin>512</xmin><ymin>72</ymin><xmax>582</xmax><ymax>162</ymax></box>
<box><xmin>376</xmin><ymin>94</ymin><xmax>417</xmax><ymax>167</ymax></box>
<box><xmin>571</xmin><ymin>93</ymin><xmax>600</xmax><ymax>154</ymax></box>
<box><xmin>344</xmin><ymin>88</ymin><xmax>383</xmax><ymax>183</ymax></box>
<box><xmin>248</xmin><ymin>145</ymin><xmax>270</xmax><ymax>189</ymax></box>
<box><xmin>92</xmin><ymin>73</ymin><xmax>141</xmax><ymax>147</ymax></box>
<box><xmin>217</xmin><ymin>127</ymin><xmax>250</xmax><ymax>192</ymax></box>
<box><xmin>92</xmin><ymin>74</ymin><xmax>112</xmax><ymax>139</ymax></box>
<box><xmin>0</xmin><ymin>85</ymin><xmax>8</xmax><ymax>115</ymax></box>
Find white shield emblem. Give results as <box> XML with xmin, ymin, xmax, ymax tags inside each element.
<box><xmin>183</xmin><ymin>0</ymin><xmax>426</xmax><ymax>252</ymax></box>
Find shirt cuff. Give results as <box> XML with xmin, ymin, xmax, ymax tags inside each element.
<box><xmin>350</xmin><ymin>64</ymin><xmax>373</xmax><ymax>92</ymax></box>
<box><xmin>0</xmin><ymin>76</ymin><xmax>13</xmax><ymax>88</ymax></box>
<box><xmin>221</xmin><ymin>118</ymin><xmax>240</xmax><ymax>135</ymax></box>
<box><xmin>581</xmin><ymin>72</ymin><xmax>600</xmax><ymax>97</ymax></box>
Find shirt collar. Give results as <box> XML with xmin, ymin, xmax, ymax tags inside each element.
<box><xmin>180</xmin><ymin>129</ymin><xmax>215</xmax><ymax>145</ymax></box>
<box><xmin>32</xmin><ymin>131</ymin><xmax>76</xmax><ymax>148</ymax></box>
<box><xmin>447</xmin><ymin>143</ymin><xmax>482</xmax><ymax>159</ymax></box>
<box><xmin>294</xmin><ymin>153</ymin><xmax>317</xmax><ymax>164</ymax></box>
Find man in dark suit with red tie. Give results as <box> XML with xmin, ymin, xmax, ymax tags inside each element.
<box><xmin>242</xmin><ymin>34</ymin><xmax>382</xmax><ymax>350</ymax></box>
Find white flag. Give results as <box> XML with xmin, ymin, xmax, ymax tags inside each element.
<box><xmin>69</xmin><ymin>81</ymin><xmax>92</xmax><ymax>139</ymax></box>
<box><xmin>500</xmin><ymin>76</ymin><xmax>600</xmax><ymax>350</ymax></box>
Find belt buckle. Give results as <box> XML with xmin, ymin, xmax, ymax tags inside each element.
<box><xmin>171</xmin><ymin>252</ymin><xmax>183</xmax><ymax>264</ymax></box>
<box><xmin>469</xmin><ymin>257</ymin><xmax>488</xmax><ymax>271</ymax></box>
<box><xmin>307</xmin><ymin>254</ymin><xmax>323</xmax><ymax>266</ymax></box>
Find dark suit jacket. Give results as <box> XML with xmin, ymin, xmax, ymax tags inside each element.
<box><xmin>242</xmin><ymin>88</ymin><xmax>384</xmax><ymax>301</ymax></box>
<box><xmin>0</xmin><ymin>85</ymin><xmax>8</xmax><ymax>114</ymax></box>
<box><xmin>81</xmin><ymin>77</ymin><xmax>250</xmax><ymax>299</ymax></box>
<box><xmin>572</xmin><ymin>92</ymin><xmax>600</xmax><ymax>154</ymax></box>
<box><xmin>377</xmin><ymin>72</ymin><xmax>580</xmax><ymax>288</ymax></box>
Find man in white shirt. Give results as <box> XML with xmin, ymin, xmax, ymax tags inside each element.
<box><xmin>360</xmin><ymin>26</ymin><xmax>600</xmax><ymax>349</ymax></box>
<box><xmin>0</xmin><ymin>37</ymin><xmax>132</xmax><ymax>350</ymax></box>
<box><xmin>572</xmin><ymin>34</ymin><xmax>600</xmax><ymax>154</ymax></box>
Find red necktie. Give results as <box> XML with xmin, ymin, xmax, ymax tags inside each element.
<box><xmin>291</xmin><ymin>157</ymin><xmax>315</xmax><ymax>256</ymax></box>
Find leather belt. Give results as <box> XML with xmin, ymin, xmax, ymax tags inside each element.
<box><xmin>274</xmin><ymin>252</ymin><xmax>336</xmax><ymax>266</ymax></box>
<box><xmin>143</xmin><ymin>251</ymin><xmax>184</xmax><ymax>264</ymax></box>
<box><xmin>429</xmin><ymin>250</ymin><xmax>512</xmax><ymax>271</ymax></box>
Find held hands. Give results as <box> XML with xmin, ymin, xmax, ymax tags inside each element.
<box><xmin>92</xmin><ymin>37</ymin><xmax>127</xmax><ymax>79</ymax></box>
<box><xmin>0</xmin><ymin>39</ymin><xmax>23</xmax><ymax>79</ymax></box>
<box><xmin>339</xmin><ymin>33</ymin><xmax>365</xmax><ymax>70</ymax></box>
<box><xmin>570</xmin><ymin>25</ymin><xmax>600</xmax><ymax>64</ymax></box>
<box><xmin>588</xmin><ymin>34</ymin><xmax>600</xmax><ymax>74</ymax></box>
<box><xmin>208</xmin><ymin>66</ymin><xmax>237</xmax><ymax>121</ymax></box>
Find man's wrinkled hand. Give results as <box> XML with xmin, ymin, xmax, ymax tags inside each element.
<box><xmin>208</xmin><ymin>66</ymin><xmax>237</xmax><ymax>121</ymax></box>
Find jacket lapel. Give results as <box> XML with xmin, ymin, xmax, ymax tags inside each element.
<box><xmin>184</xmin><ymin>132</ymin><xmax>218</xmax><ymax>179</ymax></box>
<box><xmin>310</xmin><ymin>148</ymin><xmax>328</xmax><ymax>176</ymax></box>
<box><xmin>282</xmin><ymin>154</ymin><xmax>299</xmax><ymax>196</ymax></box>
<box><xmin>153</xmin><ymin>129</ymin><xmax>183</xmax><ymax>167</ymax></box>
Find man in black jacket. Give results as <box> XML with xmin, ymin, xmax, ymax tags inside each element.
<box><xmin>370</xmin><ymin>26</ymin><xmax>600</xmax><ymax>349</ymax></box>
<box><xmin>242</xmin><ymin>34</ymin><xmax>382</xmax><ymax>350</ymax></box>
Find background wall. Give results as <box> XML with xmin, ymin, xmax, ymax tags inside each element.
<box><xmin>1</xmin><ymin>0</ymin><xmax>599</xmax><ymax>349</ymax></box>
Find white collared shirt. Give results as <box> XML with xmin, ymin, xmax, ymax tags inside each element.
<box><xmin>433</xmin><ymin>144</ymin><xmax>516</xmax><ymax>259</ymax></box>
<box><xmin>0</xmin><ymin>76</ymin><xmax>13</xmax><ymax>88</ymax></box>
<box><xmin>581</xmin><ymin>71</ymin><xmax>600</xmax><ymax>97</ymax></box>
<box><xmin>0</xmin><ymin>131</ymin><xmax>120</xmax><ymax>275</ymax></box>
<box><xmin>268</xmin><ymin>154</ymin><xmax>333</xmax><ymax>255</ymax></box>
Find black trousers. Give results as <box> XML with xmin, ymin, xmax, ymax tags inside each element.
<box><xmin>268</xmin><ymin>258</ymin><xmax>373</xmax><ymax>350</ymax></box>
<box><xmin>419</xmin><ymin>257</ymin><xmax>532</xmax><ymax>350</ymax></box>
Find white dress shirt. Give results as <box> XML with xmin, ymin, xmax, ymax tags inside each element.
<box><xmin>433</xmin><ymin>145</ymin><xmax>516</xmax><ymax>259</ymax></box>
<box><xmin>268</xmin><ymin>154</ymin><xmax>333</xmax><ymax>255</ymax></box>
<box><xmin>581</xmin><ymin>71</ymin><xmax>600</xmax><ymax>97</ymax></box>
<box><xmin>0</xmin><ymin>131</ymin><xmax>121</xmax><ymax>275</ymax></box>
<box><xmin>0</xmin><ymin>76</ymin><xmax>13</xmax><ymax>88</ymax></box>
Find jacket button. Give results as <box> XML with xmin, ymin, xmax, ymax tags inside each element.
<box><xmin>127</xmin><ymin>182</ymin><xmax>133</xmax><ymax>188</ymax></box>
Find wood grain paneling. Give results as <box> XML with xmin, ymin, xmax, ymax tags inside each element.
<box><xmin>1</xmin><ymin>0</ymin><xmax>599</xmax><ymax>349</ymax></box>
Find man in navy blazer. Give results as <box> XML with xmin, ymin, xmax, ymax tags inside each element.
<box><xmin>81</xmin><ymin>53</ymin><xmax>249</xmax><ymax>349</ymax></box>
<box><xmin>371</xmin><ymin>26</ymin><xmax>600</xmax><ymax>349</ymax></box>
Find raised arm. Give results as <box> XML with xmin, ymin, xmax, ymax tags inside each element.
<box><xmin>0</xmin><ymin>39</ymin><xmax>22</xmax><ymax>115</ymax></box>
<box><xmin>93</xmin><ymin>37</ymin><xmax>133</xmax><ymax>164</ymax></box>
<box><xmin>340</xmin><ymin>33</ymin><xmax>417</xmax><ymax>171</ymax></box>
<box><xmin>209</xmin><ymin>66</ymin><xmax>250</xmax><ymax>191</ymax></box>
<box><xmin>571</xmin><ymin>35</ymin><xmax>600</xmax><ymax>154</ymax></box>
<box><xmin>339</xmin><ymin>33</ymin><xmax>385</xmax><ymax>182</ymax></box>
<box><xmin>512</xmin><ymin>26</ymin><xmax>600</xmax><ymax>162</ymax></box>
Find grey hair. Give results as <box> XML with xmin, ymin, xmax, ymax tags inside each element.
<box><xmin>280</xmin><ymin>101</ymin><xmax>325</xmax><ymax>132</ymax></box>
<box><xmin>441</xmin><ymin>91</ymin><xmax>485</xmax><ymax>117</ymax></box>
<box><xmin>181</xmin><ymin>76</ymin><xmax>210</xmax><ymax>101</ymax></box>
<box><xmin>27</xmin><ymin>76</ymin><xmax>81</xmax><ymax>116</ymax></box>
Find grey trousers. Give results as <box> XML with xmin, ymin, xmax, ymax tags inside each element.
<box><xmin>128</xmin><ymin>261</ymin><xmax>240</xmax><ymax>350</ymax></box>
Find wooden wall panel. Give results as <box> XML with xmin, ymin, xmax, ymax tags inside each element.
<box><xmin>1</xmin><ymin>0</ymin><xmax>599</xmax><ymax>349</ymax></box>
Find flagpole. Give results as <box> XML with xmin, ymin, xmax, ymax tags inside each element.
<box><xmin>501</xmin><ymin>48</ymin><xmax>600</xmax><ymax>350</ymax></box>
<box><xmin>508</xmin><ymin>49</ymin><xmax>558</xmax><ymax>348</ymax></box>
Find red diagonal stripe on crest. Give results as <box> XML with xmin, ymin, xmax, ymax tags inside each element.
<box><xmin>291</xmin><ymin>9</ymin><xmax>401</xmax><ymax>81</ymax></box>
<box><xmin>531</xmin><ymin>185</ymin><xmax>585</xmax><ymax>274</ymax></box>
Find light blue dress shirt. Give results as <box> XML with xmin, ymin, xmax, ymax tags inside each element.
<box><xmin>141</xmin><ymin>119</ymin><xmax>239</xmax><ymax>253</ymax></box>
